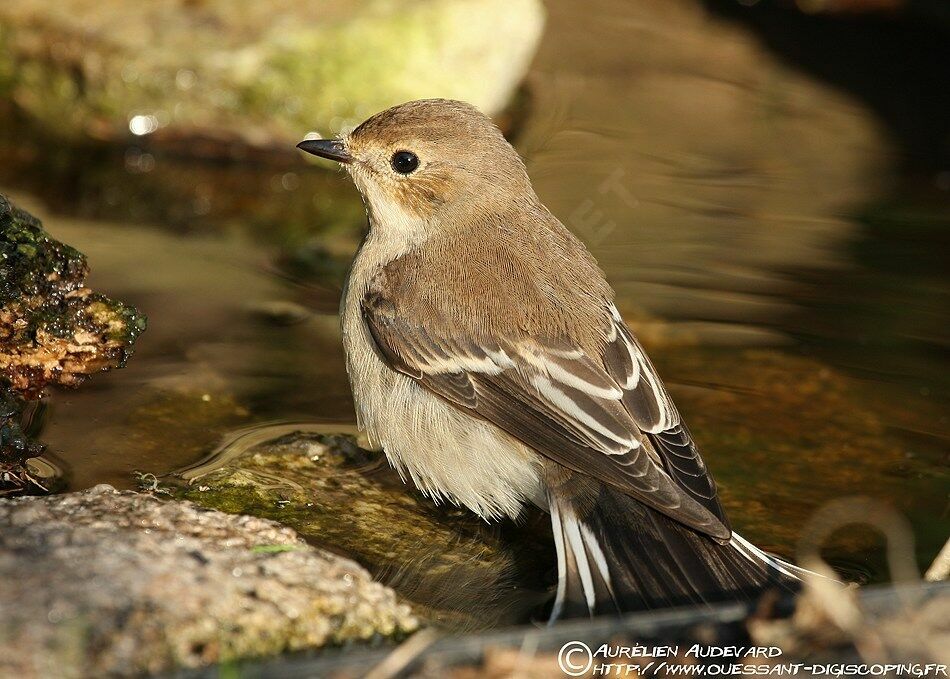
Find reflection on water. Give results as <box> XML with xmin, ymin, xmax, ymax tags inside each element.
<box><xmin>1</xmin><ymin>0</ymin><xmax>946</xmax><ymax>624</ymax></box>
<box><xmin>176</xmin><ymin>421</ymin><xmax>360</xmax><ymax>482</ymax></box>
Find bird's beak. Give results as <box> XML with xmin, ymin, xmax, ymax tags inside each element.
<box><xmin>296</xmin><ymin>138</ymin><xmax>353</xmax><ymax>164</ymax></box>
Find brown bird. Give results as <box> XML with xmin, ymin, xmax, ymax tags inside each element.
<box><xmin>298</xmin><ymin>99</ymin><xmax>806</xmax><ymax>619</ymax></box>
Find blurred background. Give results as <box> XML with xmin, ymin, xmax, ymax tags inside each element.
<box><xmin>0</xmin><ymin>0</ymin><xmax>947</xmax><ymax>628</ymax></box>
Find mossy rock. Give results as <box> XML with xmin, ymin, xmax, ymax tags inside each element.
<box><xmin>0</xmin><ymin>194</ymin><xmax>146</xmax><ymax>493</ymax></box>
<box><xmin>171</xmin><ymin>431</ymin><xmax>554</xmax><ymax>630</ymax></box>
<box><xmin>0</xmin><ymin>0</ymin><xmax>544</xmax><ymax>154</ymax></box>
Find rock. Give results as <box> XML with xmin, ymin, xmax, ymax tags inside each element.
<box><xmin>0</xmin><ymin>484</ymin><xmax>418</xmax><ymax>677</ymax></box>
<box><xmin>0</xmin><ymin>0</ymin><xmax>544</xmax><ymax>154</ymax></box>
<box><xmin>0</xmin><ymin>194</ymin><xmax>145</xmax><ymax>494</ymax></box>
<box><xmin>0</xmin><ymin>195</ymin><xmax>145</xmax><ymax>398</ymax></box>
<box><xmin>171</xmin><ymin>431</ymin><xmax>555</xmax><ymax>630</ymax></box>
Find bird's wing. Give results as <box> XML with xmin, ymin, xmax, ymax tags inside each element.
<box><xmin>600</xmin><ymin>306</ymin><xmax>728</xmax><ymax>530</ymax></box>
<box><xmin>361</xmin><ymin>291</ymin><xmax>731</xmax><ymax>540</ymax></box>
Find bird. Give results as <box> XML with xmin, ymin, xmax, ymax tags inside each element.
<box><xmin>297</xmin><ymin>98</ymin><xmax>807</xmax><ymax>620</ymax></box>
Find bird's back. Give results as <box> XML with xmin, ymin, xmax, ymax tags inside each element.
<box><xmin>370</xmin><ymin>201</ymin><xmax>615</xmax><ymax>357</ymax></box>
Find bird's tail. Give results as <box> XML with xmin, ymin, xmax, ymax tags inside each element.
<box><xmin>548</xmin><ymin>484</ymin><xmax>812</xmax><ymax>620</ymax></box>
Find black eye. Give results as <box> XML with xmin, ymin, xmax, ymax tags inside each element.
<box><xmin>391</xmin><ymin>150</ymin><xmax>419</xmax><ymax>174</ymax></box>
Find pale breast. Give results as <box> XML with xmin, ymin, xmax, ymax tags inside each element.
<box><xmin>340</xmin><ymin>231</ymin><xmax>543</xmax><ymax>521</ymax></box>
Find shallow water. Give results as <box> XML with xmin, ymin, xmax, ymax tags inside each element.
<box><xmin>2</xmin><ymin>0</ymin><xmax>947</xmax><ymax>624</ymax></box>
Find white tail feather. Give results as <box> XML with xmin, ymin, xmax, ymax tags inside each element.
<box><xmin>549</xmin><ymin>500</ymin><xmax>569</xmax><ymax>622</ymax></box>
<box><xmin>563</xmin><ymin>508</ymin><xmax>597</xmax><ymax>613</ymax></box>
<box><xmin>730</xmin><ymin>532</ymin><xmax>831</xmax><ymax>581</ymax></box>
<box><xmin>549</xmin><ymin>501</ymin><xmax>617</xmax><ymax>621</ymax></box>
<box><xmin>580</xmin><ymin>524</ymin><xmax>614</xmax><ymax>593</ymax></box>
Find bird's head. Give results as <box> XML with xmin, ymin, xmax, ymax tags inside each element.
<box><xmin>297</xmin><ymin>99</ymin><xmax>533</xmax><ymax>227</ymax></box>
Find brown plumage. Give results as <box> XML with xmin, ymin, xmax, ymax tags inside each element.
<box><xmin>298</xmin><ymin>99</ymin><xmax>806</xmax><ymax>619</ymax></box>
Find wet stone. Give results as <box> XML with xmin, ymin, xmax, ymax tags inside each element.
<box><xmin>0</xmin><ymin>194</ymin><xmax>145</xmax><ymax>494</ymax></box>
<box><xmin>0</xmin><ymin>484</ymin><xmax>418</xmax><ymax>677</ymax></box>
<box><xmin>170</xmin><ymin>431</ymin><xmax>556</xmax><ymax>631</ymax></box>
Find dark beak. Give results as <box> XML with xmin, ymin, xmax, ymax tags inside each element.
<box><xmin>296</xmin><ymin>138</ymin><xmax>353</xmax><ymax>164</ymax></box>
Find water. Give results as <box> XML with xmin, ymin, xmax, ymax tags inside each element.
<box><xmin>1</xmin><ymin>0</ymin><xmax>947</xmax><ymax>624</ymax></box>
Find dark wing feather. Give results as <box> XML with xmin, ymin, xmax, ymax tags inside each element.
<box><xmin>603</xmin><ymin>311</ymin><xmax>727</xmax><ymax>525</ymax></box>
<box><xmin>362</xmin><ymin>294</ymin><xmax>730</xmax><ymax>540</ymax></box>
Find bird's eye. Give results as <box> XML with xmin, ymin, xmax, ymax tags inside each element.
<box><xmin>390</xmin><ymin>150</ymin><xmax>419</xmax><ymax>175</ymax></box>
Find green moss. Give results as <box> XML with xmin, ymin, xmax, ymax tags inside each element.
<box><xmin>250</xmin><ymin>544</ymin><xmax>304</xmax><ymax>554</ymax></box>
<box><xmin>1</xmin><ymin>194</ymin><xmax>145</xmax><ymax>361</ymax></box>
<box><xmin>0</xmin><ymin>196</ymin><xmax>84</xmax><ymax>303</ymax></box>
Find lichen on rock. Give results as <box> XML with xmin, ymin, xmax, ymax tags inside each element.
<box><xmin>0</xmin><ymin>194</ymin><xmax>146</xmax><ymax>493</ymax></box>
<box><xmin>0</xmin><ymin>484</ymin><xmax>418</xmax><ymax>677</ymax></box>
